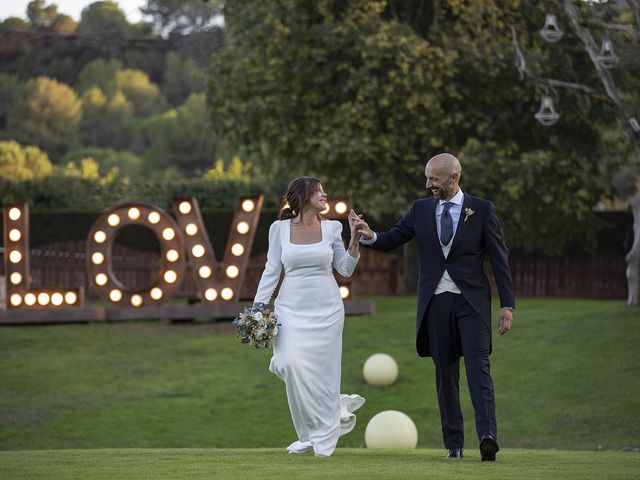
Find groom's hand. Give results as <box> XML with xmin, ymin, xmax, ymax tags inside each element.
<box><xmin>349</xmin><ymin>210</ymin><xmax>374</xmax><ymax>240</ymax></box>
<box><xmin>498</xmin><ymin>307</ymin><xmax>513</xmax><ymax>336</ymax></box>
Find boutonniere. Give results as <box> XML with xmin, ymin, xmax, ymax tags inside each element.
<box><xmin>463</xmin><ymin>208</ymin><xmax>475</xmax><ymax>222</ymax></box>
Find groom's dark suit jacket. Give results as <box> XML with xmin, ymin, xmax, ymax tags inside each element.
<box><xmin>369</xmin><ymin>194</ymin><xmax>515</xmax><ymax>357</ymax></box>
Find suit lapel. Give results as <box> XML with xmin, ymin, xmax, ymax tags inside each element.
<box><xmin>449</xmin><ymin>195</ymin><xmax>473</xmax><ymax>256</ymax></box>
<box><xmin>424</xmin><ymin>198</ymin><xmax>445</xmax><ymax>258</ymax></box>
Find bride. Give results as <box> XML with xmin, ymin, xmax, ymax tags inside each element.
<box><xmin>252</xmin><ymin>176</ymin><xmax>365</xmax><ymax>457</ymax></box>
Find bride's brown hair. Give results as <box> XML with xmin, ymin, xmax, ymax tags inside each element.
<box><xmin>279</xmin><ymin>176</ymin><xmax>323</xmax><ymax>221</ymax></box>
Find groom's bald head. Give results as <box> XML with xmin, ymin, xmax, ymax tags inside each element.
<box><xmin>426</xmin><ymin>153</ymin><xmax>462</xmax><ymax>177</ymax></box>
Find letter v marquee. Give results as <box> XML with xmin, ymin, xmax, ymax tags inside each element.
<box><xmin>171</xmin><ymin>196</ymin><xmax>264</xmax><ymax>303</ymax></box>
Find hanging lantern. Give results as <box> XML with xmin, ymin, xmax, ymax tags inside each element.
<box><xmin>539</xmin><ymin>14</ymin><xmax>564</xmax><ymax>43</ymax></box>
<box><xmin>535</xmin><ymin>96</ymin><xmax>560</xmax><ymax>126</ymax></box>
<box><xmin>595</xmin><ymin>39</ymin><xmax>619</xmax><ymax>68</ymax></box>
<box><xmin>582</xmin><ymin>0</ymin><xmax>609</xmax><ymax>17</ymax></box>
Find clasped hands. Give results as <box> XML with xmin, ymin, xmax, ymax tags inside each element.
<box><xmin>348</xmin><ymin>210</ymin><xmax>374</xmax><ymax>242</ymax></box>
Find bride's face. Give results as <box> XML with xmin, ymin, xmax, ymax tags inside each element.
<box><xmin>308</xmin><ymin>184</ymin><xmax>328</xmax><ymax>212</ymax></box>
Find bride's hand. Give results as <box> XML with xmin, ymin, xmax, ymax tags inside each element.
<box><xmin>349</xmin><ymin>209</ymin><xmax>373</xmax><ymax>240</ymax></box>
<box><xmin>348</xmin><ymin>210</ymin><xmax>363</xmax><ymax>241</ymax></box>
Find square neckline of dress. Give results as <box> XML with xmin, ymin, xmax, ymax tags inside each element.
<box><xmin>288</xmin><ymin>218</ymin><xmax>325</xmax><ymax>246</ymax></box>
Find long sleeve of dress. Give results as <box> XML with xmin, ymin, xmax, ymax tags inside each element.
<box><xmin>331</xmin><ymin>221</ymin><xmax>359</xmax><ymax>278</ymax></box>
<box><xmin>253</xmin><ymin>221</ymin><xmax>283</xmax><ymax>305</ymax></box>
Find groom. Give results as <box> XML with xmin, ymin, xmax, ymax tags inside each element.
<box><xmin>356</xmin><ymin>153</ymin><xmax>515</xmax><ymax>461</ymax></box>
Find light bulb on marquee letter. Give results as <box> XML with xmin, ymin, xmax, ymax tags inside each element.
<box><xmin>37</xmin><ymin>292</ymin><xmax>50</xmax><ymax>306</ymax></box>
<box><xmin>25</xmin><ymin>293</ymin><xmax>37</xmax><ymax>306</ymax></box>
<box><xmin>8</xmin><ymin>207</ymin><xmax>21</xmax><ymax>221</ymax></box>
<box><xmin>226</xmin><ymin>265</ymin><xmax>239</xmax><ymax>279</ymax></box>
<box><xmin>127</xmin><ymin>208</ymin><xmax>141</xmax><ymax>220</ymax></box>
<box><xmin>10</xmin><ymin>272</ymin><xmax>22</xmax><ymax>285</ymax></box>
<box><xmin>148</xmin><ymin>211</ymin><xmax>161</xmax><ymax>224</ymax></box>
<box><xmin>150</xmin><ymin>288</ymin><xmax>163</xmax><ymax>300</ymax></box>
<box><xmin>51</xmin><ymin>293</ymin><xmax>64</xmax><ymax>306</ymax></box>
<box><xmin>9</xmin><ymin>250</ymin><xmax>22</xmax><ymax>263</ymax></box>
<box><xmin>91</xmin><ymin>252</ymin><xmax>104</xmax><ymax>265</ymax></box>
<box><xmin>205</xmin><ymin>288</ymin><xmax>218</xmax><ymax>301</ymax></box>
<box><xmin>178</xmin><ymin>201</ymin><xmax>192</xmax><ymax>214</ymax></box>
<box><xmin>221</xmin><ymin>288</ymin><xmax>234</xmax><ymax>300</ymax></box>
<box><xmin>109</xmin><ymin>289</ymin><xmax>122</xmax><ymax>302</ymax></box>
<box><xmin>108</xmin><ymin>214</ymin><xmax>120</xmax><ymax>227</ymax></box>
<box><xmin>131</xmin><ymin>294</ymin><xmax>143</xmax><ymax>307</ymax></box>
<box><xmin>164</xmin><ymin>270</ymin><xmax>177</xmax><ymax>284</ymax></box>
<box><xmin>162</xmin><ymin>228</ymin><xmax>175</xmax><ymax>241</ymax></box>
<box><xmin>95</xmin><ymin>273</ymin><xmax>108</xmax><ymax>286</ymax></box>
<box><xmin>10</xmin><ymin>294</ymin><xmax>22</xmax><ymax>306</ymax></box>
<box><xmin>192</xmin><ymin>244</ymin><xmax>205</xmax><ymax>258</ymax></box>
<box><xmin>65</xmin><ymin>291</ymin><xmax>78</xmax><ymax>305</ymax></box>
<box><xmin>166</xmin><ymin>249</ymin><xmax>179</xmax><ymax>262</ymax></box>
<box><xmin>335</xmin><ymin>202</ymin><xmax>348</xmax><ymax>215</ymax></box>
<box><xmin>231</xmin><ymin>243</ymin><xmax>244</xmax><ymax>256</ymax></box>
<box><xmin>185</xmin><ymin>223</ymin><xmax>198</xmax><ymax>236</ymax></box>
<box><xmin>242</xmin><ymin>199</ymin><xmax>255</xmax><ymax>212</ymax></box>
<box><xmin>94</xmin><ymin>231</ymin><xmax>107</xmax><ymax>243</ymax></box>
<box><xmin>198</xmin><ymin>266</ymin><xmax>212</xmax><ymax>279</ymax></box>
<box><xmin>236</xmin><ymin>221</ymin><xmax>249</xmax><ymax>234</ymax></box>
<box><xmin>9</xmin><ymin>229</ymin><xmax>21</xmax><ymax>242</ymax></box>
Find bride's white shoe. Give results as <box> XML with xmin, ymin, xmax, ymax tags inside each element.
<box><xmin>287</xmin><ymin>440</ymin><xmax>313</xmax><ymax>454</ymax></box>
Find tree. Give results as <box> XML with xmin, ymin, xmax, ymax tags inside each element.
<box><xmin>162</xmin><ymin>51</ymin><xmax>204</xmax><ymax>105</ymax></box>
<box><xmin>0</xmin><ymin>140</ymin><xmax>53</xmax><ymax>181</ymax></box>
<box><xmin>49</xmin><ymin>14</ymin><xmax>77</xmax><ymax>34</ymax></box>
<box><xmin>510</xmin><ymin>0</ymin><xmax>640</xmax><ymax>305</ymax></box>
<box><xmin>141</xmin><ymin>93</ymin><xmax>216</xmax><ymax>174</ymax></box>
<box><xmin>76</xmin><ymin>58</ymin><xmax>123</xmax><ymax>96</ymax></box>
<box><xmin>6</xmin><ymin>76</ymin><xmax>82</xmax><ymax>159</ymax></box>
<box><xmin>116</xmin><ymin>68</ymin><xmax>167</xmax><ymax>117</ymax></box>
<box><xmin>77</xmin><ymin>1</ymin><xmax>131</xmax><ymax>37</ymax></box>
<box><xmin>0</xmin><ymin>74</ymin><xmax>23</xmax><ymax>131</ymax></box>
<box><xmin>80</xmin><ymin>86</ymin><xmax>134</xmax><ymax>148</ymax></box>
<box><xmin>26</xmin><ymin>0</ymin><xmax>58</xmax><ymax>29</ymax></box>
<box><xmin>0</xmin><ymin>17</ymin><xmax>32</xmax><ymax>32</ymax></box>
<box><xmin>140</xmin><ymin>0</ymin><xmax>223</xmax><ymax>36</ymax></box>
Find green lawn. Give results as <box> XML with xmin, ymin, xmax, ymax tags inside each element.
<box><xmin>0</xmin><ymin>297</ymin><xmax>638</xmax><ymax>454</ymax></box>
<box><xmin>1</xmin><ymin>448</ymin><xmax>638</xmax><ymax>480</ymax></box>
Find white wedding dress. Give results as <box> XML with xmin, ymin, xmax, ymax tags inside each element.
<box><xmin>253</xmin><ymin>219</ymin><xmax>365</xmax><ymax>456</ymax></box>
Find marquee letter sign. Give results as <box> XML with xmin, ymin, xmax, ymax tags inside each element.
<box><xmin>1</xmin><ymin>195</ymin><xmax>374</xmax><ymax>324</ymax></box>
<box><xmin>4</xmin><ymin>195</ymin><xmax>263</xmax><ymax>309</ymax></box>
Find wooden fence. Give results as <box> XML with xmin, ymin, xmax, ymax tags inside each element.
<box><xmin>0</xmin><ymin>240</ymin><xmax>628</xmax><ymax>300</ymax></box>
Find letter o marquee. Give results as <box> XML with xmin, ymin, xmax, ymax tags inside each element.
<box><xmin>86</xmin><ymin>202</ymin><xmax>186</xmax><ymax>306</ymax></box>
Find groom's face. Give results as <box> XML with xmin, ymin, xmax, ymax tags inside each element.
<box><xmin>425</xmin><ymin>163</ymin><xmax>456</xmax><ymax>200</ymax></box>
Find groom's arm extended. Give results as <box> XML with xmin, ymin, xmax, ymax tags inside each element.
<box><xmin>362</xmin><ymin>202</ymin><xmax>416</xmax><ymax>253</ymax></box>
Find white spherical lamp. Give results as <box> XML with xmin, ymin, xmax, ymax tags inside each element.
<box><xmin>365</xmin><ymin>410</ymin><xmax>418</xmax><ymax>449</ymax></box>
<box><xmin>363</xmin><ymin>353</ymin><xmax>399</xmax><ymax>386</ymax></box>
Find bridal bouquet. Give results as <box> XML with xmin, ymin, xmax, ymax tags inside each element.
<box><xmin>232</xmin><ymin>302</ymin><xmax>279</xmax><ymax>349</ymax></box>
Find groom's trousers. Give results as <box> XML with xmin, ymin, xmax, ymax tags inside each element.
<box><xmin>423</xmin><ymin>291</ymin><xmax>497</xmax><ymax>449</ymax></box>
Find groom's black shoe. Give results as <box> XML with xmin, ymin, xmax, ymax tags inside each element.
<box><xmin>479</xmin><ymin>435</ymin><xmax>499</xmax><ymax>461</ymax></box>
<box><xmin>446</xmin><ymin>448</ymin><xmax>463</xmax><ymax>459</ymax></box>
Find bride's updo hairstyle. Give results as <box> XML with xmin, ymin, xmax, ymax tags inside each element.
<box><xmin>279</xmin><ymin>176</ymin><xmax>323</xmax><ymax>221</ymax></box>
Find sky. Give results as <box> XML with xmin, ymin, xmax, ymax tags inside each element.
<box><xmin>1</xmin><ymin>1</ymin><xmax>146</xmax><ymax>23</ymax></box>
